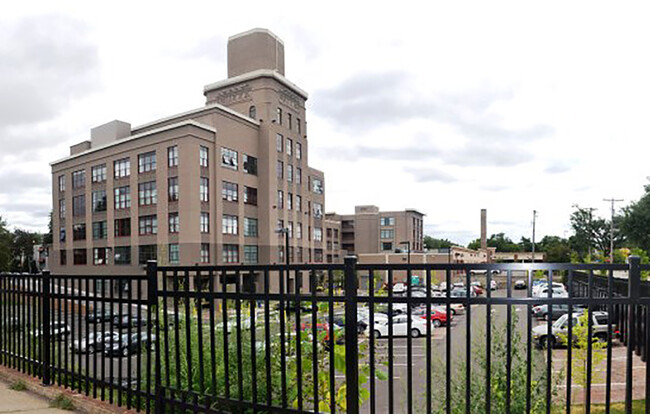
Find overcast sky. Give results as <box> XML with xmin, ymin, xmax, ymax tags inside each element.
<box><xmin>1</xmin><ymin>1</ymin><xmax>649</xmax><ymax>245</ymax></box>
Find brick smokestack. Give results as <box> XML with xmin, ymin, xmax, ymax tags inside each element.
<box><xmin>480</xmin><ymin>209</ymin><xmax>487</xmax><ymax>250</ymax></box>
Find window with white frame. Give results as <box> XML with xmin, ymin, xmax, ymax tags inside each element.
<box><xmin>114</xmin><ymin>186</ymin><xmax>130</xmax><ymax>210</ymax></box>
<box><xmin>313</xmin><ymin>202</ymin><xmax>323</xmax><ymax>219</ymax></box>
<box><xmin>244</xmin><ymin>217</ymin><xmax>258</xmax><ymax>237</ymax></box>
<box><xmin>168</xmin><ymin>146</ymin><xmax>179</xmax><ymax>168</ymax></box>
<box><xmin>380</xmin><ymin>229</ymin><xmax>394</xmax><ymax>239</ymax></box>
<box><xmin>296</xmin><ymin>223</ymin><xmax>302</xmax><ymax>239</ymax></box>
<box><xmin>138</xmin><ymin>151</ymin><xmax>156</xmax><ymax>173</ymax></box>
<box><xmin>295</xmin><ymin>195</ymin><xmax>301</xmax><ymax>212</ymax></box>
<box><xmin>222</xmin><ymin>214</ymin><xmax>238</xmax><ymax>235</ymax></box>
<box><xmin>58</xmin><ymin>175</ymin><xmax>65</xmax><ymax>193</ymax></box>
<box><xmin>114</xmin><ymin>158</ymin><xmax>130</xmax><ymax>179</ymax></box>
<box><xmin>312</xmin><ymin>177</ymin><xmax>323</xmax><ymax>194</ymax></box>
<box><xmin>72</xmin><ymin>170</ymin><xmax>85</xmax><ymax>189</ymax></box>
<box><xmin>277</xmin><ymin>160</ymin><xmax>283</xmax><ymax>179</ymax></box>
<box><xmin>200</xmin><ymin>177</ymin><xmax>209</xmax><ymax>202</ymax></box>
<box><xmin>277</xmin><ymin>190</ymin><xmax>283</xmax><ymax>209</ymax></box>
<box><xmin>221</xmin><ymin>147</ymin><xmax>238</xmax><ymax>170</ymax></box>
<box><xmin>169</xmin><ymin>212</ymin><xmax>179</xmax><ymax>233</ymax></box>
<box><xmin>201</xmin><ymin>244</ymin><xmax>210</xmax><ymax>263</ymax></box>
<box><xmin>296</xmin><ymin>142</ymin><xmax>302</xmax><ymax>159</ymax></box>
<box><xmin>168</xmin><ymin>244</ymin><xmax>179</xmax><ymax>264</ymax></box>
<box><xmin>222</xmin><ymin>181</ymin><xmax>238</xmax><ymax>202</ymax></box>
<box><xmin>168</xmin><ymin>177</ymin><xmax>179</xmax><ymax>201</ymax></box>
<box><xmin>286</xmin><ymin>138</ymin><xmax>292</xmax><ymax>156</ymax></box>
<box><xmin>313</xmin><ymin>227</ymin><xmax>323</xmax><ymax>242</ymax></box>
<box><xmin>380</xmin><ymin>217</ymin><xmax>395</xmax><ymax>226</ymax></box>
<box><xmin>139</xmin><ymin>215</ymin><xmax>157</xmax><ymax>235</ymax></box>
<box><xmin>200</xmin><ymin>146</ymin><xmax>209</xmax><ymax>167</ymax></box>
<box><xmin>276</xmin><ymin>107</ymin><xmax>282</xmax><ymax>124</ymax></box>
<box><xmin>276</xmin><ymin>134</ymin><xmax>283</xmax><ymax>153</ymax></box>
<box><xmin>91</xmin><ymin>164</ymin><xmax>106</xmax><ymax>183</ymax></box>
<box><xmin>138</xmin><ymin>181</ymin><xmax>157</xmax><ymax>206</ymax></box>
<box><xmin>223</xmin><ymin>244</ymin><xmax>239</xmax><ymax>263</ymax></box>
<box><xmin>287</xmin><ymin>165</ymin><xmax>293</xmax><ymax>182</ymax></box>
<box><xmin>243</xmin><ymin>245</ymin><xmax>258</xmax><ymax>264</ymax></box>
<box><xmin>288</xmin><ymin>222</ymin><xmax>293</xmax><ymax>238</ymax></box>
<box><xmin>287</xmin><ymin>193</ymin><xmax>293</xmax><ymax>210</ymax></box>
<box><xmin>200</xmin><ymin>212</ymin><xmax>210</xmax><ymax>233</ymax></box>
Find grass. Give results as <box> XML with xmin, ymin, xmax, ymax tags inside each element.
<box><xmin>9</xmin><ymin>380</ymin><xmax>27</xmax><ymax>391</ymax></box>
<box><xmin>50</xmin><ymin>394</ymin><xmax>75</xmax><ymax>411</ymax></box>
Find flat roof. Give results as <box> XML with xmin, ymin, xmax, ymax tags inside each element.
<box><xmin>50</xmin><ymin>120</ymin><xmax>215</xmax><ymax>166</ymax></box>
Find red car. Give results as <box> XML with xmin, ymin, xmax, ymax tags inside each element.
<box><xmin>301</xmin><ymin>322</ymin><xmax>343</xmax><ymax>344</ymax></box>
<box><xmin>414</xmin><ymin>308</ymin><xmax>451</xmax><ymax>327</ymax></box>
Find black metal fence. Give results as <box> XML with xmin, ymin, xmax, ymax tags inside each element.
<box><xmin>1</xmin><ymin>258</ymin><xmax>649</xmax><ymax>413</ymax></box>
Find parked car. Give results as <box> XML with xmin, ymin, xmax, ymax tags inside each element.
<box><xmin>332</xmin><ymin>314</ymin><xmax>368</xmax><ymax>334</ymax></box>
<box><xmin>470</xmin><ymin>282</ymin><xmax>484</xmax><ymax>296</ymax></box>
<box><xmin>33</xmin><ymin>322</ymin><xmax>70</xmax><ymax>341</ymax></box>
<box><xmin>532</xmin><ymin>311</ymin><xmax>616</xmax><ymax>348</ymax></box>
<box><xmin>532</xmin><ymin>282</ymin><xmax>566</xmax><ymax>296</ymax></box>
<box><xmin>514</xmin><ymin>280</ymin><xmax>527</xmax><ymax>290</ymax></box>
<box><xmin>490</xmin><ymin>280</ymin><xmax>498</xmax><ymax>291</ymax></box>
<box><xmin>412</xmin><ymin>307</ymin><xmax>451</xmax><ymax>327</ymax></box>
<box><xmin>71</xmin><ymin>331</ymin><xmax>120</xmax><ymax>354</ymax></box>
<box><xmin>112</xmin><ymin>315</ymin><xmax>147</xmax><ymax>329</ymax></box>
<box><xmin>533</xmin><ymin>286</ymin><xmax>568</xmax><ymax>299</ymax></box>
<box><xmin>373</xmin><ymin>315</ymin><xmax>430</xmax><ymax>338</ymax></box>
<box><xmin>450</xmin><ymin>288</ymin><xmax>477</xmax><ymax>298</ymax></box>
<box><xmin>532</xmin><ymin>304</ymin><xmax>585</xmax><ymax>320</ymax></box>
<box><xmin>274</xmin><ymin>301</ymin><xmax>313</xmax><ymax>313</ymax></box>
<box><xmin>392</xmin><ymin>282</ymin><xmax>407</xmax><ymax>294</ymax></box>
<box><xmin>104</xmin><ymin>332</ymin><xmax>155</xmax><ymax>358</ymax></box>
<box><xmin>86</xmin><ymin>309</ymin><xmax>116</xmax><ymax>323</ymax></box>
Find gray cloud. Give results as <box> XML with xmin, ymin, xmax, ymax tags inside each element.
<box><xmin>319</xmin><ymin>144</ymin><xmax>441</xmax><ymax>162</ymax></box>
<box><xmin>404</xmin><ymin>166</ymin><xmax>458</xmax><ymax>183</ymax></box>
<box><xmin>0</xmin><ymin>169</ymin><xmax>49</xmax><ymax>193</ymax></box>
<box><xmin>545</xmin><ymin>161</ymin><xmax>572</xmax><ymax>174</ymax></box>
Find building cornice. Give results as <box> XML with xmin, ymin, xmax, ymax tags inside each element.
<box><xmin>203</xmin><ymin>69</ymin><xmax>308</xmax><ymax>100</ymax></box>
<box><xmin>50</xmin><ymin>120</ymin><xmax>216</xmax><ymax>166</ymax></box>
<box><xmin>228</xmin><ymin>28</ymin><xmax>284</xmax><ymax>45</ymax></box>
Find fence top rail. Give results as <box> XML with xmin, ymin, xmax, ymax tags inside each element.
<box><xmin>355</xmin><ymin>263</ymin><xmax>630</xmax><ymax>271</ymax></box>
<box><xmin>156</xmin><ymin>263</ymin><xmax>346</xmax><ymax>273</ymax></box>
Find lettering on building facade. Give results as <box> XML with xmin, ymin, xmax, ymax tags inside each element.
<box><xmin>212</xmin><ymin>84</ymin><xmax>252</xmax><ymax>105</ymax></box>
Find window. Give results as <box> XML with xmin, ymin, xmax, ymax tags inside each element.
<box><xmin>313</xmin><ymin>202</ymin><xmax>323</xmax><ymax>219</ymax></box>
<box><xmin>139</xmin><ymin>215</ymin><xmax>158</xmax><ymax>235</ymax></box>
<box><xmin>138</xmin><ymin>151</ymin><xmax>156</xmax><ymax>173</ymax></box>
<box><xmin>92</xmin><ymin>190</ymin><xmax>106</xmax><ymax>212</ymax></box>
<box><xmin>72</xmin><ymin>170</ymin><xmax>85</xmax><ymax>189</ymax></box>
<box><xmin>201</xmin><ymin>244</ymin><xmax>210</xmax><ymax>263</ymax></box>
<box><xmin>243</xmin><ymin>154</ymin><xmax>257</xmax><ymax>175</ymax></box>
<box><xmin>249</xmin><ymin>105</ymin><xmax>256</xmax><ymax>119</ymax></box>
<box><xmin>92</xmin><ymin>221</ymin><xmax>107</xmax><ymax>240</ymax></box>
<box><xmin>296</xmin><ymin>195</ymin><xmax>302</xmax><ymax>212</ymax></box>
<box><xmin>91</xmin><ymin>164</ymin><xmax>106</xmax><ymax>183</ymax></box>
<box><xmin>277</xmin><ymin>190</ymin><xmax>283</xmax><ymax>209</ymax></box>
<box><xmin>313</xmin><ymin>227</ymin><xmax>323</xmax><ymax>242</ymax></box>
<box><xmin>222</xmin><ymin>215</ymin><xmax>238</xmax><ymax>235</ymax></box>
<box><xmin>139</xmin><ymin>245</ymin><xmax>157</xmax><ymax>265</ymax></box>
<box><xmin>380</xmin><ymin>229</ymin><xmax>394</xmax><ymax>239</ymax></box>
<box><xmin>297</xmin><ymin>118</ymin><xmax>301</xmax><ymax>135</ymax></box>
<box><xmin>114</xmin><ymin>246</ymin><xmax>131</xmax><ymax>265</ymax></box>
<box><xmin>200</xmin><ymin>177</ymin><xmax>209</xmax><ymax>202</ymax></box>
<box><xmin>59</xmin><ymin>199</ymin><xmax>66</xmax><ymax>219</ymax></box>
<box><xmin>60</xmin><ymin>250</ymin><xmax>66</xmax><ymax>266</ymax></box>
<box><xmin>73</xmin><ymin>224</ymin><xmax>86</xmax><ymax>241</ymax></box>
<box><xmin>168</xmin><ymin>146</ymin><xmax>179</xmax><ymax>168</ymax></box>
<box><xmin>297</xmin><ymin>247</ymin><xmax>303</xmax><ymax>262</ymax></box>
<box><xmin>221</xmin><ymin>147</ymin><xmax>238</xmax><ymax>170</ymax></box>
<box><xmin>169</xmin><ymin>213</ymin><xmax>179</xmax><ymax>233</ymax></box>
<box><xmin>380</xmin><ymin>217</ymin><xmax>395</xmax><ymax>226</ymax></box>
<box><xmin>296</xmin><ymin>167</ymin><xmax>302</xmax><ymax>184</ymax></box>
<box><xmin>312</xmin><ymin>177</ymin><xmax>323</xmax><ymax>194</ymax></box>
<box><xmin>73</xmin><ymin>249</ymin><xmax>87</xmax><ymax>265</ymax></box>
<box><xmin>276</xmin><ymin>107</ymin><xmax>282</xmax><ymax>124</ymax></box>
<box><xmin>277</xmin><ymin>160</ymin><xmax>284</xmax><ymax>179</ymax></box>
<box><xmin>200</xmin><ymin>146</ymin><xmax>209</xmax><ymax>167</ymax></box>
<box><xmin>138</xmin><ymin>181</ymin><xmax>157</xmax><ymax>206</ymax></box>
<box><xmin>168</xmin><ymin>177</ymin><xmax>179</xmax><ymax>201</ymax></box>
<box><xmin>114</xmin><ymin>218</ymin><xmax>131</xmax><ymax>237</ymax></box>
<box><xmin>296</xmin><ymin>223</ymin><xmax>302</xmax><ymax>239</ymax></box>
<box><xmin>93</xmin><ymin>248</ymin><xmax>107</xmax><ymax>265</ymax></box>
<box><xmin>278</xmin><ymin>246</ymin><xmax>284</xmax><ymax>262</ymax></box>
<box><xmin>114</xmin><ymin>158</ymin><xmax>130</xmax><ymax>179</ymax></box>
<box><xmin>244</xmin><ymin>186</ymin><xmax>257</xmax><ymax>206</ymax></box>
<box><xmin>244</xmin><ymin>245</ymin><xmax>258</xmax><ymax>264</ymax></box>
<box><xmin>382</xmin><ymin>242</ymin><xmax>393</xmax><ymax>251</ymax></box>
<box><xmin>72</xmin><ymin>195</ymin><xmax>85</xmax><ymax>217</ymax></box>
<box><xmin>296</xmin><ymin>142</ymin><xmax>302</xmax><ymax>159</ymax></box>
<box><xmin>58</xmin><ymin>175</ymin><xmax>65</xmax><ymax>192</ymax></box>
<box><xmin>223</xmin><ymin>244</ymin><xmax>239</xmax><ymax>263</ymax></box>
<box><xmin>286</xmin><ymin>138</ymin><xmax>292</xmax><ymax>156</ymax></box>
<box><xmin>288</xmin><ymin>113</ymin><xmax>292</xmax><ymax>130</ymax></box>
<box><xmin>276</xmin><ymin>134</ymin><xmax>283</xmax><ymax>152</ymax></box>
<box><xmin>314</xmin><ymin>248</ymin><xmax>323</xmax><ymax>263</ymax></box>
<box><xmin>200</xmin><ymin>212</ymin><xmax>210</xmax><ymax>233</ymax></box>
<box><xmin>222</xmin><ymin>181</ymin><xmax>238</xmax><ymax>202</ymax></box>
<box><xmin>59</xmin><ymin>227</ymin><xmax>66</xmax><ymax>242</ymax></box>
<box><xmin>278</xmin><ymin>219</ymin><xmax>284</xmax><ymax>231</ymax></box>
<box><xmin>287</xmin><ymin>193</ymin><xmax>293</xmax><ymax>210</ymax></box>
<box><xmin>287</xmin><ymin>165</ymin><xmax>293</xmax><ymax>182</ymax></box>
<box><xmin>244</xmin><ymin>217</ymin><xmax>258</xmax><ymax>237</ymax></box>
<box><xmin>168</xmin><ymin>244</ymin><xmax>179</xmax><ymax>264</ymax></box>
<box><xmin>288</xmin><ymin>222</ymin><xmax>293</xmax><ymax>238</ymax></box>
<box><xmin>114</xmin><ymin>186</ymin><xmax>131</xmax><ymax>210</ymax></box>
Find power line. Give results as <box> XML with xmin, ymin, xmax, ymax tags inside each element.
<box><xmin>603</xmin><ymin>198</ymin><xmax>623</xmax><ymax>263</ymax></box>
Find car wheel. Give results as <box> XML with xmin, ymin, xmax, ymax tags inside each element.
<box><xmin>88</xmin><ymin>345</ymin><xmax>95</xmax><ymax>354</ymax></box>
<box><xmin>432</xmin><ymin>319</ymin><xmax>442</xmax><ymax>328</ymax></box>
<box><xmin>410</xmin><ymin>328</ymin><xmax>421</xmax><ymax>338</ymax></box>
<box><xmin>540</xmin><ymin>336</ymin><xmax>555</xmax><ymax>349</ymax></box>
<box><xmin>373</xmin><ymin>330</ymin><xmax>381</xmax><ymax>339</ymax></box>
<box><xmin>451</xmin><ymin>309</ymin><xmax>457</xmax><ymax>316</ymax></box>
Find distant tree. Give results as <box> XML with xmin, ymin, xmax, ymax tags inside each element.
<box><xmin>10</xmin><ymin>229</ymin><xmax>42</xmax><ymax>273</ymax></box>
<box><xmin>0</xmin><ymin>216</ymin><xmax>11</xmax><ymax>272</ymax></box>
<box><xmin>423</xmin><ymin>236</ymin><xmax>456</xmax><ymax>250</ymax></box>
<box><xmin>569</xmin><ymin>206</ymin><xmax>619</xmax><ymax>261</ymax></box>
<box><xmin>42</xmin><ymin>211</ymin><xmax>53</xmax><ymax>245</ymax></box>
<box><xmin>538</xmin><ymin>236</ymin><xmax>571</xmax><ymax>263</ymax></box>
<box><xmin>467</xmin><ymin>233</ymin><xmax>521</xmax><ymax>252</ymax></box>
<box><xmin>467</xmin><ymin>239</ymin><xmax>481</xmax><ymax>250</ymax></box>
<box><xmin>620</xmin><ymin>185</ymin><xmax>650</xmax><ymax>252</ymax></box>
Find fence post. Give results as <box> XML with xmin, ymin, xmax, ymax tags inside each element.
<box><xmin>41</xmin><ymin>271</ymin><xmax>51</xmax><ymax>386</ymax></box>
<box><xmin>146</xmin><ymin>260</ymin><xmax>162</xmax><ymax>414</ymax></box>
<box><xmin>344</xmin><ymin>255</ymin><xmax>359</xmax><ymax>414</ymax></box>
<box><xmin>625</xmin><ymin>255</ymin><xmax>640</xmax><ymax>412</ymax></box>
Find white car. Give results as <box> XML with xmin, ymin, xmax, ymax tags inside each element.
<box><xmin>490</xmin><ymin>280</ymin><xmax>498</xmax><ymax>291</ymax></box>
<box><xmin>392</xmin><ymin>282</ymin><xmax>407</xmax><ymax>293</ymax></box>
<box><xmin>373</xmin><ymin>315</ymin><xmax>430</xmax><ymax>338</ymax></box>
<box><xmin>533</xmin><ymin>287</ymin><xmax>568</xmax><ymax>299</ymax></box>
<box><xmin>533</xmin><ymin>282</ymin><xmax>565</xmax><ymax>296</ymax></box>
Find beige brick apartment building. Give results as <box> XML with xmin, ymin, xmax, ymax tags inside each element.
<box><xmin>50</xmin><ymin>29</ymin><xmax>327</xmax><ymax>274</ymax></box>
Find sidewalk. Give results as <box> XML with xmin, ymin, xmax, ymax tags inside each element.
<box><xmin>0</xmin><ymin>381</ymin><xmax>71</xmax><ymax>413</ymax></box>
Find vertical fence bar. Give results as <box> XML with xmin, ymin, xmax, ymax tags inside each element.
<box><xmin>586</xmin><ymin>270</ymin><xmax>594</xmax><ymax>412</ymax></box>
<box><xmin>485</xmin><ymin>268</ymin><xmax>492</xmax><ymax>414</ymax></box>
<box><xmin>466</xmin><ymin>269</ymin><xmax>472</xmax><ymax>414</ymax></box>
<box><xmin>566</xmin><ymin>270</ymin><xmax>574</xmax><ymax>413</ymax></box>
<box><xmin>388</xmin><ymin>268</ymin><xmax>394</xmax><ymax>414</ymax></box>
<box><xmin>445</xmin><ymin>268</ymin><xmax>451</xmax><ymax>414</ymax></box>
<box><xmin>407</xmin><ymin>265</ymin><xmax>413</xmax><ymax>414</ymax></box>
<box><xmin>526</xmin><ymin>269</ymin><xmax>533</xmax><ymax>414</ymax></box>
<box><xmin>426</xmin><ymin>268</ymin><xmax>432</xmax><ymax>414</ymax></box>
<box><xmin>344</xmin><ymin>256</ymin><xmax>359</xmax><ymax>414</ymax></box>
<box><xmin>606</xmin><ymin>269</ymin><xmax>613</xmax><ymax>414</ymax></box>
<box><xmin>506</xmin><ymin>269</ymin><xmax>512</xmax><ymax>414</ymax></box>
<box><xmin>42</xmin><ymin>271</ymin><xmax>51</xmax><ymax>385</ymax></box>
<box><xmin>626</xmin><ymin>256</ymin><xmax>641</xmax><ymax>413</ymax></box>
<box><xmin>147</xmin><ymin>261</ymin><xmax>160</xmax><ymax>414</ymax></box>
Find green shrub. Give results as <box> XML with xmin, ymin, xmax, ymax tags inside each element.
<box><xmin>50</xmin><ymin>394</ymin><xmax>75</xmax><ymax>411</ymax></box>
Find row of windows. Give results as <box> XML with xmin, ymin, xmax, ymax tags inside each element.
<box><xmin>60</xmin><ymin>244</ymin><xmax>261</xmax><ymax>266</ymax></box>
<box><xmin>380</xmin><ymin>217</ymin><xmax>395</xmax><ymax>226</ymax></box>
<box><xmin>277</xmin><ymin>247</ymin><xmax>324</xmax><ymax>263</ymax></box>
<box><xmin>276</xmin><ymin>134</ymin><xmax>302</xmax><ymax>159</ymax></box>
<box><xmin>276</xmin><ymin>161</ymin><xmax>303</xmax><ymax>184</ymax></box>
<box><xmin>276</xmin><ymin>220</ymin><xmax>322</xmax><ymax>241</ymax></box>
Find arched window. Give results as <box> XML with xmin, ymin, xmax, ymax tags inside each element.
<box><xmin>249</xmin><ymin>106</ymin><xmax>256</xmax><ymax>119</ymax></box>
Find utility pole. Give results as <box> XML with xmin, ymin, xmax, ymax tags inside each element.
<box><xmin>603</xmin><ymin>198</ymin><xmax>623</xmax><ymax>263</ymax></box>
<box><xmin>531</xmin><ymin>210</ymin><xmax>537</xmax><ymax>263</ymax></box>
